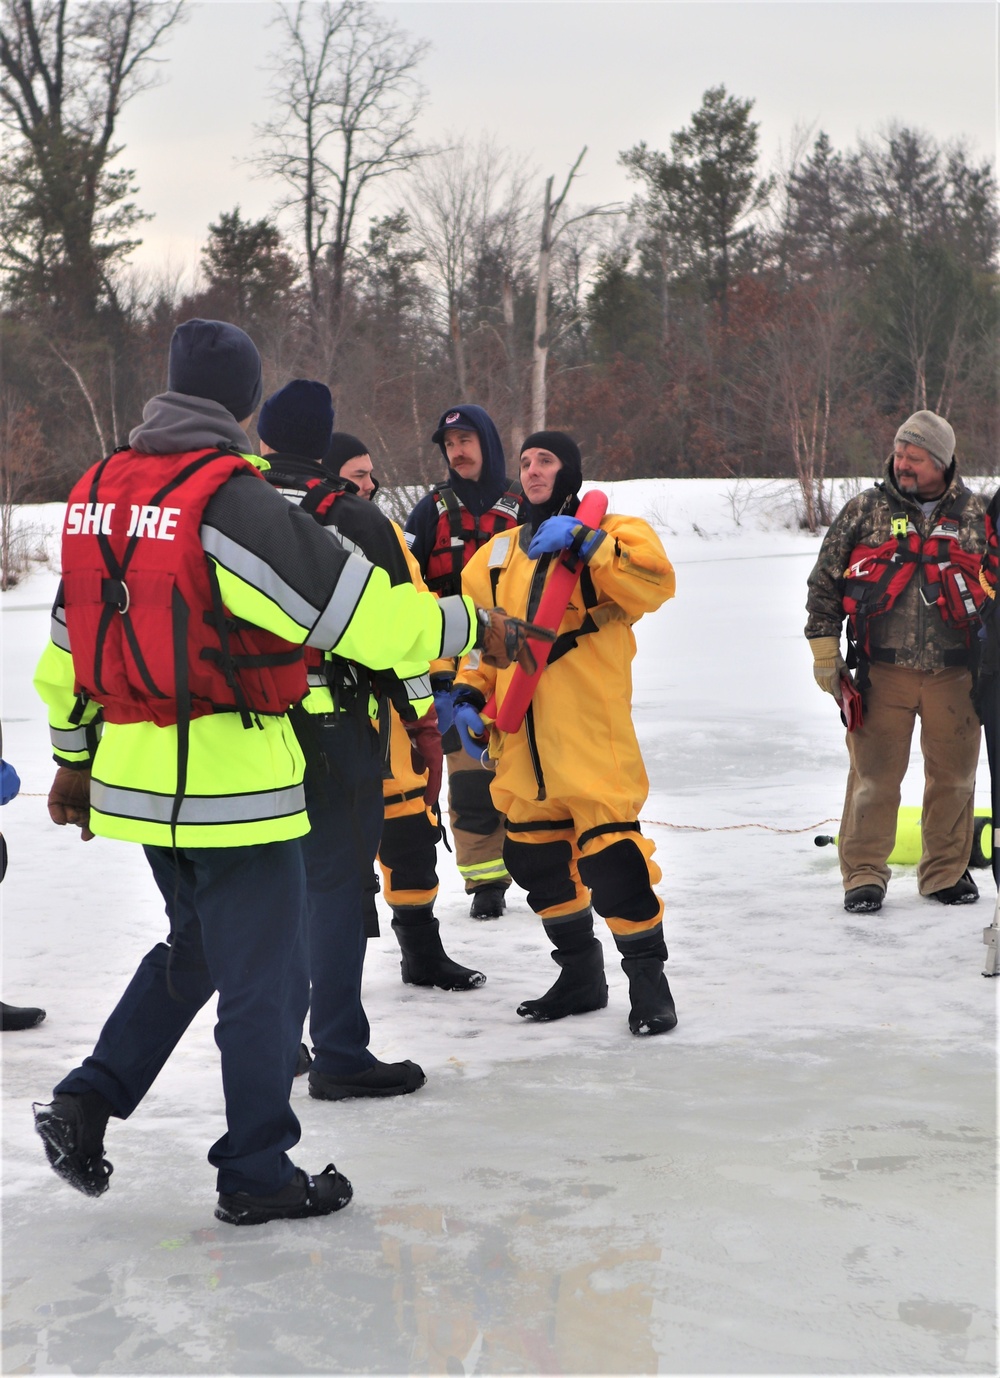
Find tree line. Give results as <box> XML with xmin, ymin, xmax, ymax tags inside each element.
<box><xmin>2</xmin><ymin>0</ymin><xmax>997</xmax><ymax>535</ymax></box>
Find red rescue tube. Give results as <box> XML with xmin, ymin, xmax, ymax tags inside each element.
<box><xmin>484</xmin><ymin>489</ymin><xmax>609</xmax><ymax>734</ymax></box>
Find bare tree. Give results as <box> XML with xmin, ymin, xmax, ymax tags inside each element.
<box><xmin>531</xmin><ymin>148</ymin><xmax>621</xmax><ymax>430</ymax></box>
<box><xmin>405</xmin><ymin>135</ymin><xmax>533</xmax><ymax>402</ymax></box>
<box><xmin>254</xmin><ymin>0</ymin><xmax>428</xmax><ymax>331</ymax></box>
<box><xmin>0</xmin><ymin>0</ymin><xmax>185</xmax><ymax>320</ymax></box>
<box><xmin>1</xmin><ymin>389</ymin><xmax>49</xmax><ymax>586</ymax></box>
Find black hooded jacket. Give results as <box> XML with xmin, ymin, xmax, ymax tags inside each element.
<box><xmin>404</xmin><ymin>405</ymin><xmax>519</xmax><ymax>574</ymax></box>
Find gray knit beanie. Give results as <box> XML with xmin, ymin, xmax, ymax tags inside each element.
<box><xmin>894</xmin><ymin>411</ymin><xmax>955</xmax><ymax>470</ymax></box>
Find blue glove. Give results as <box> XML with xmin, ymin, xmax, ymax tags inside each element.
<box><xmin>527</xmin><ymin>515</ymin><xmax>602</xmax><ymax>562</ymax></box>
<box><xmin>433</xmin><ymin>688</ymin><xmax>455</xmax><ymax>736</ymax></box>
<box><xmin>0</xmin><ymin>760</ymin><xmax>20</xmax><ymax>806</ymax></box>
<box><xmin>454</xmin><ymin>702</ymin><xmax>487</xmax><ymax>760</ymax></box>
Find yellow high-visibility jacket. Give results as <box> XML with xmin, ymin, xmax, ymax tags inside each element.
<box><xmin>36</xmin><ymin>460</ymin><xmax>476</xmax><ymax>848</ymax></box>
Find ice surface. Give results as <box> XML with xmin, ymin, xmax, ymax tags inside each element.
<box><xmin>1</xmin><ymin>481</ymin><xmax>995</xmax><ymax>1375</ymax></box>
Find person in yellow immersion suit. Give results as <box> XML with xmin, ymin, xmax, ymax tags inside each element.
<box><xmin>323</xmin><ymin>433</ymin><xmax>486</xmax><ymax>991</ymax></box>
<box><xmin>454</xmin><ymin>431</ymin><xmax>678</xmax><ymax>1035</ymax></box>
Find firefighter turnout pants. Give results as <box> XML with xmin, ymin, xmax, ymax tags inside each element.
<box><xmin>378</xmin><ymin>708</ymin><xmax>440</xmax><ymax>911</ymax></box>
<box><xmin>446</xmin><ymin>745</ymin><xmax>511</xmax><ymax>895</ymax></box>
<box><xmin>839</xmin><ymin>662</ymin><xmax>981</xmax><ymax>895</ymax></box>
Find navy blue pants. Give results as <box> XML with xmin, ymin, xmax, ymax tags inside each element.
<box><xmin>56</xmin><ymin>839</ymin><xmax>308</xmax><ymax>1196</ymax></box>
<box><xmin>300</xmin><ymin>713</ymin><xmax>385</xmax><ymax>1077</ymax></box>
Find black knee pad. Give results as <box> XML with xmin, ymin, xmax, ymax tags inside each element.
<box><xmin>449</xmin><ymin>769</ymin><xmax>501</xmax><ymax>837</ymax></box>
<box><xmin>503</xmin><ymin>836</ymin><xmax>577</xmax><ymax>912</ymax></box>
<box><xmin>379</xmin><ymin>812</ymin><xmax>439</xmax><ymax>894</ymax></box>
<box><xmin>578</xmin><ymin>838</ymin><xmax>659</xmax><ymax>923</ymax></box>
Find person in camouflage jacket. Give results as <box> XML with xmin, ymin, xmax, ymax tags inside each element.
<box><xmin>805</xmin><ymin>410</ymin><xmax>989</xmax><ymax>914</ymax></box>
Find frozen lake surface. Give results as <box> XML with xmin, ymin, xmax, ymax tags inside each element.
<box><xmin>1</xmin><ymin>480</ymin><xmax>995</xmax><ymax>1374</ymax></box>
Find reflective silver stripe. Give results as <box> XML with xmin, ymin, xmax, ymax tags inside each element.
<box><xmin>201</xmin><ymin>528</ymin><xmax>320</xmax><ymax>630</ymax></box>
<box><xmin>438</xmin><ymin>596</ymin><xmax>472</xmax><ymax>658</ymax></box>
<box><xmin>308</xmin><ymin>554</ymin><xmax>372</xmax><ymax>649</ymax></box>
<box><xmin>307</xmin><ymin>671</ymin><xmax>328</xmax><ymax>687</ymax></box>
<box><xmin>332</xmin><ymin>532</ymin><xmax>363</xmax><ymax>557</ymax></box>
<box><xmin>403</xmin><ymin>674</ymin><xmax>431</xmax><ymax>701</ymax></box>
<box><xmin>51</xmin><ymin>606</ymin><xmax>71</xmax><ymax>652</ymax></box>
<box><xmin>488</xmin><ymin>535</ymin><xmax>510</xmax><ymax>566</ymax></box>
<box><xmin>404</xmin><ymin>530</ymin><xmax>416</xmax><ymax>549</ymax></box>
<box><xmin>50</xmin><ymin>725</ymin><xmax>89</xmax><ymax>753</ymax></box>
<box><xmin>91</xmin><ymin>780</ymin><xmax>305</xmax><ymax>825</ymax></box>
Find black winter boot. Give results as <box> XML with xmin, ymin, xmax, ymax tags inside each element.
<box><xmin>309</xmin><ymin>1059</ymin><xmax>426</xmax><ymax>1100</ymax></box>
<box><xmin>2</xmin><ymin>1001</ymin><xmax>46</xmax><ymax>1030</ymax></box>
<box><xmin>33</xmin><ymin>1091</ymin><xmax>114</xmax><ymax>1196</ymax></box>
<box><xmin>517</xmin><ymin>939</ymin><xmax>608</xmax><ymax>1021</ymax></box>
<box><xmin>215</xmin><ymin>1164</ymin><xmax>352</xmax><ymax>1226</ymax></box>
<box><xmin>622</xmin><ymin>956</ymin><xmax>677</xmax><ymax>1036</ymax></box>
<box><xmin>392</xmin><ymin>911</ymin><xmax>486</xmax><ymax>991</ymax></box>
<box><xmin>470</xmin><ymin>883</ymin><xmax>507</xmax><ymax>919</ymax></box>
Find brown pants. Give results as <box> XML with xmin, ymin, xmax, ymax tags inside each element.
<box><xmin>445</xmin><ymin>748</ymin><xmax>510</xmax><ymax>894</ymax></box>
<box><xmin>839</xmin><ymin>663</ymin><xmax>981</xmax><ymax>895</ymax></box>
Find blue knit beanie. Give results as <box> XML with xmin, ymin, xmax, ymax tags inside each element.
<box><xmin>257</xmin><ymin>380</ymin><xmax>335</xmax><ymax>460</ymax></box>
<box><xmin>167</xmin><ymin>319</ymin><xmax>263</xmax><ymax>422</ymax></box>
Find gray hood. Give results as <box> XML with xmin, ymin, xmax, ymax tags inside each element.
<box><xmin>129</xmin><ymin>392</ymin><xmax>253</xmax><ymax>456</ymax></box>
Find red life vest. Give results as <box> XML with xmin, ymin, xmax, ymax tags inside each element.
<box><xmin>424</xmin><ymin>483</ymin><xmax>523</xmax><ymax>596</ymax></box>
<box><xmin>841</xmin><ymin>489</ymin><xmax>987</xmax><ymax>659</ymax></box>
<box><xmin>61</xmin><ymin>447</ymin><xmax>307</xmax><ymax>728</ymax></box>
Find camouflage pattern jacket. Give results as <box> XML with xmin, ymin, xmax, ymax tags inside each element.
<box><xmin>805</xmin><ymin>457</ymin><xmax>989</xmax><ymax>672</ymax></box>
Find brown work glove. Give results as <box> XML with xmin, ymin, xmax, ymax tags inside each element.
<box><xmin>47</xmin><ymin>766</ymin><xmax>94</xmax><ymax>841</ymax></box>
<box><xmin>809</xmin><ymin>636</ymin><xmax>847</xmax><ymax>700</ymax></box>
<box><xmin>475</xmin><ymin>607</ymin><xmax>556</xmax><ymax>673</ymax></box>
<box><xmin>404</xmin><ymin>706</ymin><xmax>444</xmax><ymax>806</ymax></box>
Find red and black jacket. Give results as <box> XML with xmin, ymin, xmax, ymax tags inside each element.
<box><xmin>423</xmin><ymin>482</ymin><xmax>523</xmax><ymax>596</ymax></box>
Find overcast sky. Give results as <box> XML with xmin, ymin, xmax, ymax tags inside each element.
<box><xmin>117</xmin><ymin>1</ymin><xmax>998</xmax><ymax>282</ymax></box>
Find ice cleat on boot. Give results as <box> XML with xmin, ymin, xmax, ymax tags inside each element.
<box><xmin>392</xmin><ymin>913</ymin><xmax>486</xmax><ymax>991</ymax></box>
<box><xmin>33</xmin><ymin>1091</ymin><xmax>114</xmax><ymax>1197</ymax></box>
<box><xmin>470</xmin><ymin>884</ymin><xmax>507</xmax><ymax>919</ymax></box>
<box><xmin>622</xmin><ymin>956</ymin><xmax>677</xmax><ymax>1036</ymax></box>
<box><xmin>308</xmin><ymin>1059</ymin><xmax>426</xmax><ymax>1101</ymax></box>
<box><xmin>517</xmin><ymin>940</ymin><xmax>608</xmax><ymax>1022</ymax></box>
<box><xmin>215</xmin><ymin>1163</ymin><xmax>352</xmax><ymax>1226</ymax></box>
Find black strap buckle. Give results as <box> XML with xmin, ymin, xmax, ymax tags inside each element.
<box><xmin>101</xmin><ymin>577</ymin><xmax>130</xmax><ymax>613</ymax></box>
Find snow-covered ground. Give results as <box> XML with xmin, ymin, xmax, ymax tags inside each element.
<box><xmin>1</xmin><ymin>478</ymin><xmax>995</xmax><ymax>1376</ymax></box>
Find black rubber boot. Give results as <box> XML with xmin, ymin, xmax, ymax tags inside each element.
<box><xmin>622</xmin><ymin>956</ymin><xmax>677</xmax><ymax>1036</ymax></box>
<box><xmin>2</xmin><ymin>1001</ymin><xmax>46</xmax><ymax>1030</ymax></box>
<box><xmin>517</xmin><ymin>939</ymin><xmax>608</xmax><ymax>1021</ymax></box>
<box><xmin>392</xmin><ymin>911</ymin><xmax>486</xmax><ymax>991</ymax></box>
<box><xmin>33</xmin><ymin>1091</ymin><xmax>114</xmax><ymax>1196</ymax></box>
<box><xmin>215</xmin><ymin>1164</ymin><xmax>352</xmax><ymax>1226</ymax></box>
<box><xmin>470</xmin><ymin>884</ymin><xmax>507</xmax><ymax>919</ymax></box>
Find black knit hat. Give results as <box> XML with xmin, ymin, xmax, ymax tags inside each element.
<box><xmin>257</xmin><ymin>379</ymin><xmax>334</xmax><ymax>460</ymax></box>
<box><xmin>322</xmin><ymin>432</ymin><xmax>369</xmax><ymax>475</ymax></box>
<box><xmin>167</xmin><ymin>319</ymin><xmax>263</xmax><ymax>422</ymax></box>
<box><xmin>520</xmin><ymin>430</ymin><xmax>583</xmax><ymax>525</ymax></box>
